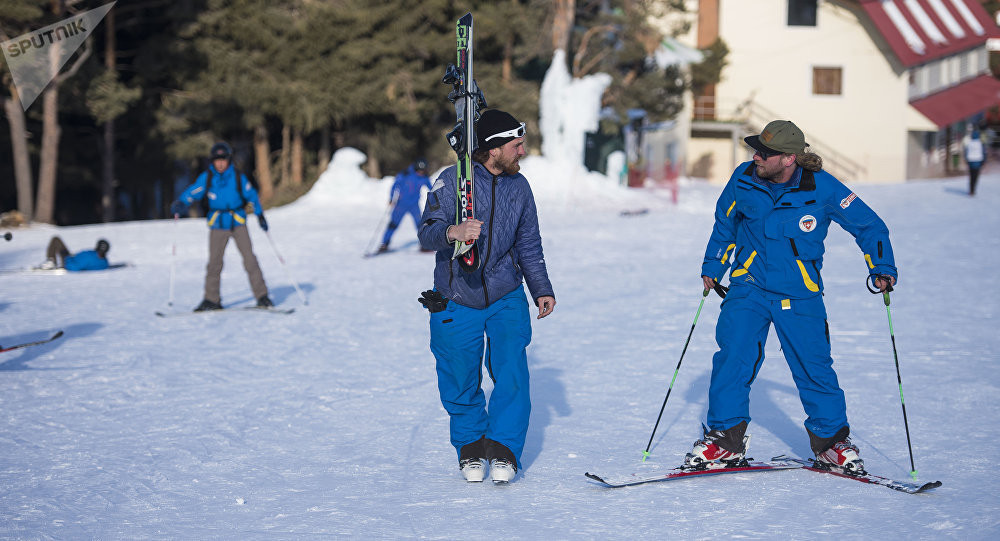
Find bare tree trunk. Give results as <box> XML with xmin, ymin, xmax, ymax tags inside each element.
<box><xmin>552</xmin><ymin>0</ymin><xmax>575</xmax><ymax>53</ymax></box>
<box><xmin>32</xmin><ymin>1</ymin><xmax>92</xmax><ymax>224</ymax></box>
<box><xmin>364</xmin><ymin>144</ymin><xmax>380</xmax><ymax>179</ymax></box>
<box><xmin>280</xmin><ymin>123</ymin><xmax>290</xmax><ymax>186</ymax></box>
<box><xmin>254</xmin><ymin>124</ymin><xmax>274</xmax><ymax>202</ymax></box>
<box><xmin>101</xmin><ymin>9</ymin><xmax>117</xmax><ymax>222</ymax></box>
<box><xmin>318</xmin><ymin>124</ymin><xmax>331</xmax><ymax>172</ymax></box>
<box><xmin>290</xmin><ymin>127</ymin><xmax>303</xmax><ymax>186</ymax></box>
<box><xmin>502</xmin><ymin>38</ymin><xmax>513</xmax><ymax>85</ymax></box>
<box><xmin>4</xmin><ymin>88</ymin><xmax>34</xmax><ymax>221</ymax></box>
<box><xmin>34</xmin><ymin>85</ymin><xmax>60</xmax><ymax>224</ymax></box>
<box><xmin>333</xmin><ymin>119</ymin><xmax>345</xmax><ymax>149</ymax></box>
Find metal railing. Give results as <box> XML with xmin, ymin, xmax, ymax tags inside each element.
<box><xmin>693</xmin><ymin>96</ymin><xmax>868</xmax><ymax>181</ymax></box>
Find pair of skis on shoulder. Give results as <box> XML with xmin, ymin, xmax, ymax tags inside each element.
<box><xmin>443</xmin><ymin>12</ymin><xmax>485</xmax><ymax>273</ymax></box>
<box><xmin>585</xmin><ymin>455</ymin><xmax>941</xmax><ymax>494</ymax></box>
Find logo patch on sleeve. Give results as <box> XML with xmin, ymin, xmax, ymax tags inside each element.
<box><xmin>799</xmin><ymin>215</ymin><xmax>816</xmax><ymax>232</ymax></box>
<box><xmin>840</xmin><ymin>193</ymin><xmax>857</xmax><ymax>209</ymax></box>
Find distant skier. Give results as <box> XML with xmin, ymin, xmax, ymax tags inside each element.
<box><xmin>377</xmin><ymin>159</ymin><xmax>432</xmax><ymax>253</ymax></box>
<box><xmin>170</xmin><ymin>142</ymin><xmax>273</xmax><ymax>311</ymax></box>
<box><xmin>418</xmin><ymin>109</ymin><xmax>556</xmax><ymax>484</ymax></box>
<box><xmin>39</xmin><ymin>237</ymin><xmax>110</xmax><ymax>271</ymax></box>
<box><xmin>963</xmin><ymin>128</ymin><xmax>986</xmax><ymax>196</ymax></box>
<box><xmin>690</xmin><ymin>120</ymin><xmax>897</xmax><ymax>474</ymax></box>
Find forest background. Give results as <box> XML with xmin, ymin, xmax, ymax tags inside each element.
<box><xmin>0</xmin><ymin>0</ymin><xmax>728</xmax><ymax>226</ymax></box>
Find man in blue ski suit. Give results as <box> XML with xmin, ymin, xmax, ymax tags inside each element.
<box><xmin>377</xmin><ymin>159</ymin><xmax>432</xmax><ymax>253</ymax></box>
<box><xmin>686</xmin><ymin>121</ymin><xmax>897</xmax><ymax>474</ymax></box>
<box><xmin>41</xmin><ymin>237</ymin><xmax>110</xmax><ymax>271</ymax></box>
<box><xmin>170</xmin><ymin>142</ymin><xmax>272</xmax><ymax>311</ymax></box>
<box><xmin>417</xmin><ymin>109</ymin><xmax>556</xmax><ymax>484</ymax></box>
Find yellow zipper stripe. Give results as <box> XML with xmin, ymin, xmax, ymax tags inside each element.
<box><xmin>731</xmin><ymin>250</ymin><xmax>757</xmax><ymax>277</ymax></box>
<box><xmin>721</xmin><ymin>244</ymin><xmax>737</xmax><ymax>265</ymax></box>
<box><xmin>207</xmin><ymin>211</ymin><xmax>219</xmax><ymax>227</ymax></box>
<box><xmin>864</xmin><ymin>254</ymin><xmax>875</xmax><ymax>269</ymax></box>
<box><xmin>726</xmin><ymin>200</ymin><xmax>736</xmax><ymax>217</ymax></box>
<box><xmin>796</xmin><ymin>260</ymin><xmax>821</xmax><ymax>292</ymax></box>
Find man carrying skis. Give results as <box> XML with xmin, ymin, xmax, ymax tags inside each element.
<box><xmin>418</xmin><ymin>109</ymin><xmax>556</xmax><ymax>484</ymax></box>
<box><xmin>170</xmin><ymin>142</ymin><xmax>273</xmax><ymax>311</ymax></box>
<box><xmin>377</xmin><ymin>159</ymin><xmax>432</xmax><ymax>254</ymax></box>
<box><xmin>689</xmin><ymin>120</ymin><xmax>897</xmax><ymax>474</ymax></box>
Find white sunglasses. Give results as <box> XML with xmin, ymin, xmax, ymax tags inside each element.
<box><xmin>484</xmin><ymin>122</ymin><xmax>526</xmax><ymax>142</ymax></box>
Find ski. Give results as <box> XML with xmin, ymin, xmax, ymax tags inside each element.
<box><xmin>0</xmin><ymin>263</ymin><xmax>131</xmax><ymax>275</ymax></box>
<box><xmin>0</xmin><ymin>330</ymin><xmax>64</xmax><ymax>353</ymax></box>
<box><xmin>585</xmin><ymin>458</ymin><xmax>801</xmax><ymax>488</ymax></box>
<box><xmin>773</xmin><ymin>455</ymin><xmax>941</xmax><ymax>494</ymax></box>
<box><xmin>155</xmin><ymin>307</ymin><xmax>295</xmax><ymax>317</ymax></box>
<box><xmin>442</xmin><ymin>12</ymin><xmax>486</xmax><ymax>272</ymax></box>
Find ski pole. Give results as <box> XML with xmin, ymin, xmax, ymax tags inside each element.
<box><xmin>263</xmin><ymin>229</ymin><xmax>308</xmax><ymax>306</ymax></box>
<box><xmin>882</xmin><ymin>289</ymin><xmax>918</xmax><ymax>480</ymax></box>
<box><xmin>168</xmin><ymin>213</ymin><xmax>178</xmax><ymax>306</ymax></box>
<box><xmin>642</xmin><ymin>287</ymin><xmax>711</xmax><ymax>462</ymax></box>
<box><xmin>364</xmin><ymin>196</ymin><xmax>397</xmax><ymax>256</ymax></box>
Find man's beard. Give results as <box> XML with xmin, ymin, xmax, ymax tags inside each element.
<box><xmin>496</xmin><ymin>153</ymin><xmax>520</xmax><ymax>175</ymax></box>
<box><xmin>755</xmin><ymin>160</ymin><xmax>781</xmax><ymax>180</ymax></box>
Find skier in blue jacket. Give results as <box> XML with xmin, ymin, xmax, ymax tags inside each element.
<box><xmin>686</xmin><ymin>120</ymin><xmax>897</xmax><ymax>475</ymax></box>
<box><xmin>170</xmin><ymin>142</ymin><xmax>272</xmax><ymax>311</ymax></box>
<box><xmin>417</xmin><ymin>109</ymin><xmax>556</xmax><ymax>484</ymax></box>
<box><xmin>377</xmin><ymin>159</ymin><xmax>432</xmax><ymax>253</ymax></box>
<box><xmin>40</xmin><ymin>237</ymin><xmax>110</xmax><ymax>271</ymax></box>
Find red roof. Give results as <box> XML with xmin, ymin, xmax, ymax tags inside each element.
<box><xmin>910</xmin><ymin>74</ymin><xmax>1000</xmax><ymax>126</ymax></box>
<box><xmin>858</xmin><ymin>0</ymin><xmax>1000</xmax><ymax>68</ymax></box>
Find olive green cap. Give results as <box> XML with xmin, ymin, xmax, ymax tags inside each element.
<box><xmin>744</xmin><ymin>120</ymin><xmax>807</xmax><ymax>155</ymax></box>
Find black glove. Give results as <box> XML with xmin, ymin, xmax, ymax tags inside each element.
<box><xmin>258</xmin><ymin>213</ymin><xmax>269</xmax><ymax>232</ymax></box>
<box><xmin>418</xmin><ymin>290</ymin><xmax>448</xmax><ymax>313</ymax></box>
<box><xmin>170</xmin><ymin>201</ymin><xmax>187</xmax><ymax>216</ymax></box>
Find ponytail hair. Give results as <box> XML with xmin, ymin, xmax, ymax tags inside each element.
<box><xmin>796</xmin><ymin>151</ymin><xmax>823</xmax><ymax>172</ymax></box>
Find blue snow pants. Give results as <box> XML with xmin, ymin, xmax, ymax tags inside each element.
<box><xmin>708</xmin><ymin>285</ymin><xmax>848</xmax><ymax>439</ymax></box>
<box><xmin>382</xmin><ymin>203</ymin><xmax>421</xmax><ymax>245</ymax></box>
<box><xmin>429</xmin><ymin>286</ymin><xmax>532</xmax><ymax>468</ymax></box>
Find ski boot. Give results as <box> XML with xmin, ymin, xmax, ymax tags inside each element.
<box><xmin>486</xmin><ymin>438</ymin><xmax>517</xmax><ymax>483</ymax></box>
<box><xmin>815</xmin><ymin>437</ymin><xmax>865</xmax><ymax>474</ymax></box>
<box><xmin>684</xmin><ymin>422</ymin><xmax>749</xmax><ymax>470</ymax></box>
<box><xmin>459</xmin><ymin>436</ymin><xmax>487</xmax><ymax>482</ymax></box>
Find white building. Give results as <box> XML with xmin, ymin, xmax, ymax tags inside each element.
<box><xmin>676</xmin><ymin>0</ymin><xmax>1000</xmax><ymax>183</ymax></box>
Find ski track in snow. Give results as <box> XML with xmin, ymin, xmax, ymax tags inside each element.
<box><xmin>0</xmin><ymin>167</ymin><xmax>997</xmax><ymax>539</ymax></box>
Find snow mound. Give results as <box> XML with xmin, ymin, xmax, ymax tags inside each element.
<box><xmin>294</xmin><ymin>147</ymin><xmax>387</xmax><ymax>210</ymax></box>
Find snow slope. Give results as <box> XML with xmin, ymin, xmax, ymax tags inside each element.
<box><xmin>1</xmin><ymin>157</ymin><xmax>998</xmax><ymax>539</ymax></box>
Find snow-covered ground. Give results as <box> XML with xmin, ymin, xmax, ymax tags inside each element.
<box><xmin>1</xmin><ymin>151</ymin><xmax>997</xmax><ymax>538</ymax></box>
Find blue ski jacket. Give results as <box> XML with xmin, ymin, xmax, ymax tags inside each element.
<box><xmin>390</xmin><ymin>166</ymin><xmax>432</xmax><ymax>207</ymax></box>
<box><xmin>64</xmin><ymin>250</ymin><xmax>109</xmax><ymax>271</ymax></box>
<box><xmin>418</xmin><ymin>162</ymin><xmax>554</xmax><ymax>310</ymax></box>
<box><xmin>702</xmin><ymin>162</ymin><xmax>897</xmax><ymax>300</ymax></box>
<box><xmin>178</xmin><ymin>164</ymin><xmax>263</xmax><ymax>230</ymax></box>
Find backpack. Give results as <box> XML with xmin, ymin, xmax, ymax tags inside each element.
<box><xmin>198</xmin><ymin>166</ymin><xmax>259</xmax><ymax>214</ymax></box>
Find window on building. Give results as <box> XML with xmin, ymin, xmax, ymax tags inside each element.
<box><xmin>813</xmin><ymin>67</ymin><xmax>842</xmax><ymax>95</ymax></box>
<box><xmin>788</xmin><ymin>0</ymin><xmax>817</xmax><ymax>26</ymax></box>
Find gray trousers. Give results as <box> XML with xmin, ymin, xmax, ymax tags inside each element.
<box><xmin>204</xmin><ymin>226</ymin><xmax>268</xmax><ymax>303</ymax></box>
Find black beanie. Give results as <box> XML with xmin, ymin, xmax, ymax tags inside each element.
<box><xmin>476</xmin><ymin>110</ymin><xmax>522</xmax><ymax>151</ymax></box>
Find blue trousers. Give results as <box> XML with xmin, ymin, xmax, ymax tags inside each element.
<box><xmin>382</xmin><ymin>203</ymin><xmax>421</xmax><ymax>245</ymax></box>
<box><xmin>708</xmin><ymin>286</ymin><xmax>848</xmax><ymax>439</ymax></box>
<box><xmin>429</xmin><ymin>287</ymin><xmax>532</xmax><ymax>467</ymax></box>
